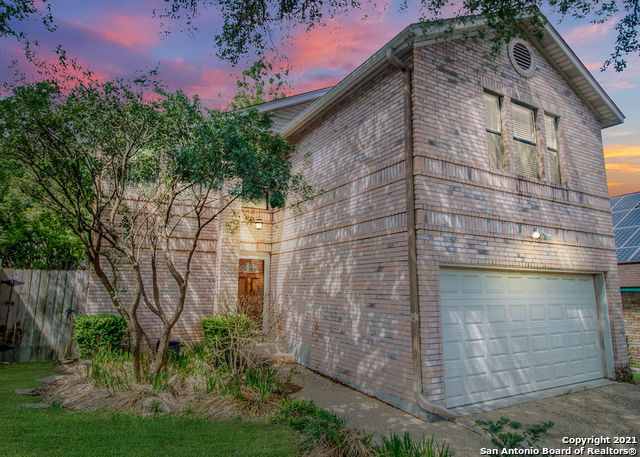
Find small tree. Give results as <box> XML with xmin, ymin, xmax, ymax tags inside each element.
<box><xmin>0</xmin><ymin>77</ymin><xmax>308</xmax><ymax>380</ymax></box>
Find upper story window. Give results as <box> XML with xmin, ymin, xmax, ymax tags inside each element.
<box><xmin>484</xmin><ymin>92</ymin><xmax>504</xmax><ymax>170</ymax></box>
<box><xmin>545</xmin><ymin>114</ymin><xmax>561</xmax><ymax>184</ymax></box>
<box><xmin>512</xmin><ymin>103</ymin><xmax>539</xmax><ymax>179</ymax></box>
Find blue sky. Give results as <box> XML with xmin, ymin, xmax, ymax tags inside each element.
<box><xmin>1</xmin><ymin>0</ymin><xmax>638</xmax><ymax>195</ymax></box>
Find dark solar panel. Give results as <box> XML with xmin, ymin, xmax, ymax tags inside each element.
<box><xmin>612</xmin><ymin>211</ymin><xmax>628</xmax><ymax>228</ymax></box>
<box><xmin>622</xmin><ymin>228</ymin><xmax>640</xmax><ymax>249</ymax></box>
<box><xmin>611</xmin><ymin>193</ymin><xmax>640</xmax><ymax>262</ymax></box>
<box><xmin>617</xmin><ymin>208</ymin><xmax>640</xmax><ymax>228</ymax></box>
<box><xmin>615</xmin><ymin>227</ymin><xmax>639</xmax><ymax>248</ymax></box>
<box><xmin>614</xmin><ymin>193</ymin><xmax>640</xmax><ymax>211</ymax></box>
<box><xmin>617</xmin><ymin>247</ymin><xmax>638</xmax><ymax>263</ymax></box>
<box><xmin>611</xmin><ymin>196</ymin><xmax>624</xmax><ymax>211</ymax></box>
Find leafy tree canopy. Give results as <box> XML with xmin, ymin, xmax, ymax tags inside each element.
<box><xmin>158</xmin><ymin>0</ymin><xmax>639</xmax><ymax>71</ymax></box>
<box><xmin>230</xmin><ymin>58</ymin><xmax>291</xmax><ymax>110</ymax></box>
<box><xmin>0</xmin><ymin>164</ymin><xmax>85</xmax><ymax>269</ymax></box>
<box><xmin>3</xmin><ymin>1</ymin><xmax>638</xmax><ymax>71</ymax></box>
<box><xmin>0</xmin><ymin>0</ymin><xmax>55</xmax><ymax>40</ymax></box>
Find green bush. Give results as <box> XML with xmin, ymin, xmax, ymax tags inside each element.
<box><xmin>376</xmin><ymin>433</ymin><xmax>452</xmax><ymax>457</ymax></box>
<box><xmin>73</xmin><ymin>314</ymin><xmax>127</xmax><ymax>358</ymax></box>
<box><xmin>475</xmin><ymin>417</ymin><xmax>554</xmax><ymax>450</ymax></box>
<box><xmin>201</xmin><ymin>314</ymin><xmax>254</xmax><ymax>342</ymax></box>
<box><xmin>245</xmin><ymin>364</ymin><xmax>279</xmax><ymax>403</ymax></box>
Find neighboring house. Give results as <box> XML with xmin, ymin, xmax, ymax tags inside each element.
<box><xmin>610</xmin><ymin>192</ymin><xmax>640</xmax><ymax>363</ymax></box>
<box><xmin>86</xmin><ymin>16</ymin><xmax>630</xmax><ymax>420</ymax></box>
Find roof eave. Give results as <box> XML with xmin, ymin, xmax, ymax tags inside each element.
<box><xmin>281</xmin><ymin>15</ymin><xmax>625</xmax><ymax>138</ymax></box>
<box><xmin>537</xmin><ymin>21</ymin><xmax>624</xmax><ymax>128</ymax></box>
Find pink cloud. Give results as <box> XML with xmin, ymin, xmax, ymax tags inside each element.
<box><xmin>282</xmin><ymin>16</ymin><xmax>402</xmax><ymax>85</ymax></box>
<box><xmin>97</xmin><ymin>13</ymin><xmax>159</xmax><ymax>50</ymax></box>
<box><xmin>67</xmin><ymin>13</ymin><xmax>159</xmax><ymax>51</ymax></box>
<box><xmin>563</xmin><ymin>20</ymin><xmax>615</xmax><ymax>48</ymax></box>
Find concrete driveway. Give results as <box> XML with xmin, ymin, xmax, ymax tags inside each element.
<box><xmin>290</xmin><ymin>366</ymin><xmax>640</xmax><ymax>455</ymax></box>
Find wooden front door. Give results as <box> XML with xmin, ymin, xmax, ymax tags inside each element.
<box><xmin>238</xmin><ymin>259</ymin><xmax>264</xmax><ymax>322</ymax></box>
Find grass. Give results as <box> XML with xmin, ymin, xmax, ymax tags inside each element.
<box><xmin>0</xmin><ymin>362</ymin><xmax>298</xmax><ymax>457</ymax></box>
<box><xmin>632</xmin><ymin>364</ymin><xmax>640</xmax><ymax>383</ymax></box>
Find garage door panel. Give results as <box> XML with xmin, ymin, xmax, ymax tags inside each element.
<box><xmin>462</xmin><ymin>274</ymin><xmax>484</xmax><ymax>294</ymax></box>
<box><xmin>530</xmin><ymin>334</ymin><xmax>548</xmax><ymax>352</ymax></box>
<box><xmin>441</xmin><ymin>269</ymin><xmax>604</xmax><ymax>408</ymax></box>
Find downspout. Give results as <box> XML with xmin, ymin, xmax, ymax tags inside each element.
<box><xmin>385</xmin><ymin>48</ymin><xmax>457</xmax><ymax>421</ymax></box>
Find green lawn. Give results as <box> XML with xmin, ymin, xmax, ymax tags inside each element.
<box><xmin>0</xmin><ymin>362</ymin><xmax>299</xmax><ymax>457</ymax></box>
<box><xmin>632</xmin><ymin>364</ymin><xmax>640</xmax><ymax>384</ymax></box>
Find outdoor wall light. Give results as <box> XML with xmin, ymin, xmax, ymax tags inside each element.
<box><xmin>531</xmin><ymin>228</ymin><xmax>550</xmax><ymax>240</ymax></box>
<box><xmin>255</xmin><ymin>218</ymin><xmax>263</xmax><ymax>230</ymax></box>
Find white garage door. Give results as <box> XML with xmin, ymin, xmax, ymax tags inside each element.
<box><xmin>440</xmin><ymin>268</ymin><xmax>604</xmax><ymax>408</ymax></box>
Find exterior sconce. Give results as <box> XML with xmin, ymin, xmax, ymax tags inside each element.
<box><xmin>531</xmin><ymin>228</ymin><xmax>550</xmax><ymax>240</ymax></box>
<box><xmin>255</xmin><ymin>218</ymin><xmax>263</xmax><ymax>230</ymax></box>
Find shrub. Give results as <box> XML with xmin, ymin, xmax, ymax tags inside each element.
<box><xmin>475</xmin><ymin>417</ymin><xmax>554</xmax><ymax>450</ymax></box>
<box><xmin>201</xmin><ymin>314</ymin><xmax>257</xmax><ymax>373</ymax></box>
<box><xmin>201</xmin><ymin>314</ymin><xmax>254</xmax><ymax>341</ymax></box>
<box><xmin>73</xmin><ymin>314</ymin><xmax>127</xmax><ymax>358</ymax></box>
<box><xmin>376</xmin><ymin>433</ymin><xmax>452</xmax><ymax>457</ymax></box>
<box><xmin>245</xmin><ymin>364</ymin><xmax>279</xmax><ymax>403</ymax></box>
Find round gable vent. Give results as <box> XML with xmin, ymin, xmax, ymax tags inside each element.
<box><xmin>509</xmin><ymin>39</ymin><xmax>535</xmax><ymax>77</ymax></box>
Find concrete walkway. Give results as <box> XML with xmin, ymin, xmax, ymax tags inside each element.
<box><xmin>290</xmin><ymin>366</ymin><xmax>640</xmax><ymax>455</ymax></box>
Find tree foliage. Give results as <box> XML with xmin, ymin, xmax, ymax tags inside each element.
<box><xmin>0</xmin><ymin>180</ymin><xmax>85</xmax><ymax>269</ymax></box>
<box><xmin>0</xmin><ymin>0</ymin><xmax>55</xmax><ymax>40</ymax></box>
<box><xmin>0</xmin><ymin>75</ymin><xmax>309</xmax><ymax>380</ymax></box>
<box><xmin>230</xmin><ymin>58</ymin><xmax>291</xmax><ymax>110</ymax></box>
<box><xmin>4</xmin><ymin>0</ymin><xmax>639</xmax><ymax>71</ymax></box>
<box><xmin>158</xmin><ymin>0</ymin><xmax>640</xmax><ymax>71</ymax></box>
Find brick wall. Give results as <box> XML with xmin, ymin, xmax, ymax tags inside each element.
<box><xmin>411</xmin><ymin>36</ymin><xmax>628</xmax><ymax>404</ymax></box>
<box><xmin>85</xmin><ymin>200</ymin><xmax>272</xmax><ymax>342</ymax></box>
<box><xmin>622</xmin><ymin>292</ymin><xmax>640</xmax><ymax>363</ymax></box>
<box><xmin>618</xmin><ymin>264</ymin><xmax>640</xmax><ymax>362</ymax></box>
<box><xmin>618</xmin><ymin>263</ymin><xmax>640</xmax><ymax>287</ymax></box>
<box><xmin>270</xmin><ymin>62</ymin><xmax>418</xmax><ymax>411</ymax></box>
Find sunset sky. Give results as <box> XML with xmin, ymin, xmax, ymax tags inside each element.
<box><xmin>1</xmin><ymin>0</ymin><xmax>638</xmax><ymax>196</ymax></box>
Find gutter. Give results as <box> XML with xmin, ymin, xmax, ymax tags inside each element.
<box><xmin>386</xmin><ymin>48</ymin><xmax>457</xmax><ymax>421</ymax></box>
<box><xmin>239</xmin><ymin>87</ymin><xmax>332</xmax><ymax>113</ymax></box>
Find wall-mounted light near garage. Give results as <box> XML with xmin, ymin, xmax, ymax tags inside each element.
<box><xmin>531</xmin><ymin>228</ymin><xmax>550</xmax><ymax>240</ymax></box>
<box><xmin>255</xmin><ymin>218</ymin><xmax>263</xmax><ymax>230</ymax></box>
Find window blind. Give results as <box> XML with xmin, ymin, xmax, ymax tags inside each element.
<box><xmin>512</xmin><ymin>103</ymin><xmax>538</xmax><ymax>178</ymax></box>
<box><xmin>512</xmin><ymin>104</ymin><xmax>536</xmax><ymax>142</ymax></box>
<box><xmin>545</xmin><ymin>115</ymin><xmax>561</xmax><ymax>184</ymax></box>
<box><xmin>484</xmin><ymin>93</ymin><xmax>504</xmax><ymax>170</ymax></box>
<box><xmin>484</xmin><ymin>93</ymin><xmax>501</xmax><ymax>133</ymax></box>
<box><xmin>544</xmin><ymin>115</ymin><xmax>558</xmax><ymax>150</ymax></box>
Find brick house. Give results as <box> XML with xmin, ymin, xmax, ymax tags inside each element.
<box><xmin>610</xmin><ymin>192</ymin><xmax>640</xmax><ymax>364</ymax></box>
<box><xmin>87</xmin><ymin>16</ymin><xmax>629</xmax><ymax>420</ymax></box>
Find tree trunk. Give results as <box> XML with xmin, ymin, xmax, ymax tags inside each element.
<box><xmin>150</xmin><ymin>329</ymin><xmax>171</xmax><ymax>378</ymax></box>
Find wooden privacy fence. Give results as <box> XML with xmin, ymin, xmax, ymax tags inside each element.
<box><xmin>0</xmin><ymin>268</ymin><xmax>88</xmax><ymax>362</ymax></box>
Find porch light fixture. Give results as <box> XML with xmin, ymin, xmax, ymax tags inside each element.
<box><xmin>531</xmin><ymin>228</ymin><xmax>550</xmax><ymax>240</ymax></box>
<box><xmin>255</xmin><ymin>218</ymin><xmax>263</xmax><ymax>230</ymax></box>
